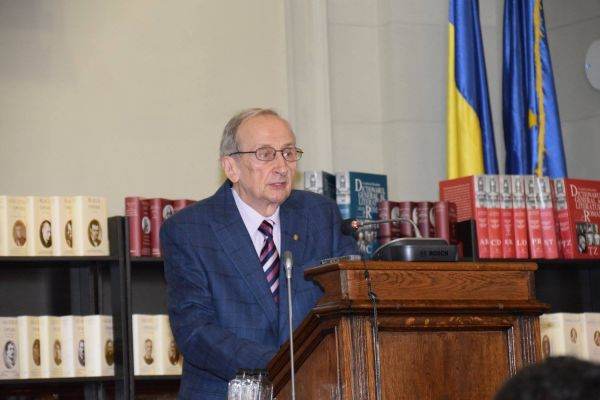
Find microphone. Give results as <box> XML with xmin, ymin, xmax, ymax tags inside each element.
<box><xmin>282</xmin><ymin>250</ymin><xmax>296</xmax><ymax>400</ymax></box>
<box><xmin>341</xmin><ymin>218</ymin><xmax>423</xmax><ymax>238</ymax></box>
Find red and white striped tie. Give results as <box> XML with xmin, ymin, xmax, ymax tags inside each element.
<box><xmin>258</xmin><ymin>220</ymin><xmax>280</xmax><ymax>303</ymax></box>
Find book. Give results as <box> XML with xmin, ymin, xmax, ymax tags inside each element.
<box><xmin>0</xmin><ymin>317</ymin><xmax>19</xmax><ymax>379</ymax></box>
<box><xmin>486</xmin><ymin>176</ymin><xmax>502</xmax><ymax>258</ymax></box>
<box><xmin>439</xmin><ymin>175</ymin><xmax>489</xmax><ymax>258</ymax></box>
<box><xmin>51</xmin><ymin>196</ymin><xmax>74</xmax><ymax>256</ymax></box>
<box><xmin>432</xmin><ymin>201</ymin><xmax>457</xmax><ymax>245</ymax></box>
<box><xmin>83</xmin><ymin>315</ymin><xmax>114</xmax><ymax>377</ymax></box>
<box><xmin>173</xmin><ymin>199</ymin><xmax>196</xmax><ymax>213</ymax></box>
<box><xmin>39</xmin><ymin>315</ymin><xmax>62</xmax><ymax>378</ymax></box>
<box><xmin>552</xmin><ymin>178</ymin><xmax>600</xmax><ymax>259</ymax></box>
<box><xmin>26</xmin><ymin>196</ymin><xmax>54</xmax><ymax>256</ymax></box>
<box><xmin>61</xmin><ymin>316</ymin><xmax>86</xmax><ymax>377</ymax></box>
<box><xmin>580</xmin><ymin>313</ymin><xmax>600</xmax><ymax>362</ymax></box>
<box><xmin>524</xmin><ymin>176</ymin><xmax>544</xmax><ymax>259</ymax></box>
<box><xmin>149</xmin><ymin>198</ymin><xmax>174</xmax><ymax>257</ymax></box>
<box><xmin>499</xmin><ymin>176</ymin><xmax>516</xmax><ymax>259</ymax></box>
<box><xmin>17</xmin><ymin>316</ymin><xmax>41</xmax><ymax>379</ymax></box>
<box><xmin>336</xmin><ymin>172</ymin><xmax>388</xmax><ymax>256</ymax></box>
<box><xmin>155</xmin><ymin>315</ymin><xmax>182</xmax><ymax>375</ymax></box>
<box><xmin>72</xmin><ymin>196</ymin><xmax>109</xmax><ymax>256</ymax></box>
<box><xmin>0</xmin><ymin>196</ymin><xmax>29</xmax><ymax>256</ymax></box>
<box><xmin>304</xmin><ymin>171</ymin><xmax>336</xmax><ymax>201</ymax></box>
<box><xmin>377</xmin><ymin>201</ymin><xmax>401</xmax><ymax>244</ymax></box>
<box><xmin>125</xmin><ymin>197</ymin><xmax>151</xmax><ymax>257</ymax></box>
<box><xmin>132</xmin><ymin>314</ymin><xmax>157</xmax><ymax>376</ymax></box>
<box><xmin>539</xmin><ymin>313</ymin><xmax>583</xmax><ymax>358</ymax></box>
<box><xmin>537</xmin><ymin>177</ymin><xmax>559</xmax><ymax>259</ymax></box>
<box><xmin>415</xmin><ymin>201</ymin><xmax>435</xmax><ymax>238</ymax></box>
<box><xmin>511</xmin><ymin>175</ymin><xmax>529</xmax><ymax>259</ymax></box>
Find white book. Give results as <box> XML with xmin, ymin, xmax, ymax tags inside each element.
<box><xmin>17</xmin><ymin>316</ymin><xmax>41</xmax><ymax>379</ymax></box>
<box><xmin>539</xmin><ymin>313</ymin><xmax>584</xmax><ymax>358</ymax></box>
<box><xmin>72</xmin><ymin>196</ymin><xmax>109</xmax><ymax>256</ymax></box>
<box><xmin>132</xmin><ymin>314</ymin><xmax>157</xmax><ymax>376</ymax></box>
<box><xmin>0</xmin><ymin>196</ymin><xmax>29</xmax><ymax>256</ymax></box>
<box><xmin>39</xmin><ymin>316</ymin><xmax>63</xmax><ymax>378</ymax></box>
<box><xmin>83</xmin><ymin>315</ymin><xmax>114</xmax><ymax>377</ymax></box>
<box><xmin>580</xmin><ymin>313</ymin><xmax>600</xmax><ymax>362</ymax></box>
<box><xmin>51</xmin><ymin>196</ymin><xmax>74</xmax><ymax>256</ymax></box>
<box><xmin>61</xmin><ymin>316</ymin><xmax>86</xmax><ymax>377</ymax></box>
<box><xmin>26</xmin><ymin>196</ymin><xmax>54</xmax><ymax>256</ymax></box>
<box><xmin>155</xmin><ymin>315</ymin><xmax>182</xmax><ymax>375</ymax></box>
<box><xmin>0</xmin><ymin>317</ymin><xmax>19</xmax><ymax>379</ymax></box>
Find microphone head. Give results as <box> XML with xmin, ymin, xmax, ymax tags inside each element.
<box><xmin>341</xmin><ymin>218</ymin><xmax>361</xmax><ymax>236</ymax></box>
<box><xmin>283</xmin><ymin>250</ymin><xmax>293</xmax><ymax>275</ymax></box>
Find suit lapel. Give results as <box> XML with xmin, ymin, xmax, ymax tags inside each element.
<box><xmin>209</xmin><ymin>183</ymin><xmax>279</xmax><ymax>336</ymax></box>
<box><xmin>278</xmin><ymin>193</ymin><xmax>308</xmax><ymax>343</ymax></box>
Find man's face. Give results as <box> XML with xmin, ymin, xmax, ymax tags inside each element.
<box><xmin>42</xmin><ymin>222</ymin><xmax>51</xmax><ymax>242</ymax></box>
<box><xmin>222</xmin><ymin>115</ymin><xmax>297</xmax><ymax>216</ymax></box>
<box><xmin>169</xmin><ymin>340</ymin><xmax>176</xmax><ymax>357</ymax></box>
<box><xmin>7</xmin><ymin>343</ymin><xmax>15</xmax><ymax>360</ymax></box>
<box><xmin>15</xmin><ymin>224</ymin><xmax>24</xmax><ymax>239</ymax></box>
<box><xmin>91</xmin><ymin>224</ymin><xmax>100</xmax><ymax>241</ymax></box>
<box><xmin>144</xmin><ymin>340</ymin><xmax>152</xmax><ymax>357</ymax></box>
<box><xmin>54</xmin><ymin>341</ymin><xmax>61</xmax><ymax>357</ymax></box>
<box><xmin>33</xmin><ymin>341</ymin><xmax>40</xmax><ymax>359</ymax></box>
<box><xmin>79</xmin><ymin>341</ymin><xmax>85</xmax><ymax>356</ymax></box>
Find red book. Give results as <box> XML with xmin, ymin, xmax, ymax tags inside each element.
<box><xmin>399</xmin><ymin>202</ymin><xmax>417</xmax><ymax>237</ymax></box>
<box><xmin>173</xmin><ymin>199</ymin><xmax>196</xmax><ymax>213</ymax></box>
<box><xmin>439</xmin><ymin>175</ymin><xmax>489</xmax><ymax>258</ymax></box>
<box><xmin>125</xmin><ymin>197</ymin><xmax>151</xmax><ymax>257</ymax></box>
<box><xmin>149</xmin><ymin>198</ymin><xmax>174</xmax><ymax>257</ymax></box>
<box><xmin>511</xmin><ymin>175</ymin><xmax>529</xmax><ymax>259</ymax></box>
<box><xmin>537</xmin><ymin>177</ymin><xmax>559</xmax><ymax>259</ymax></box>
<box><xmin>524</xmin><ymin>176</ymin><xmax>544</xmax><ymax>258</ymax></box>
<box><xmin>552</xmin><ymin>178</ymin><xmax>600</xmax><ymax>259</ymax></box>
<box><xmin>499</xmin><ymin>176</ymin><xmax>515</xmax><ymax>259</ymax></box>
<box><xmin>377</xmin><ymin>201</ymin><xmax>401</xmax><ymax>240</ymax></box>
<box><xmin>433</xmin><ymin>201</ymin><xmax>457</xmax><ymax>245</ymax></box>
<box><xmin>552</xmin><ymin>178</ymin><xmax>571</xmax><ymax>258</ymax></box>
<box><xmin>486</xmin><ymin>175</ymin><xmax>502</xmax><ymax>259</ymax></box>
<box><xmin>415</xmin><ymin>201</ymin><xmax>434</xmax><ymax>238</ymax></box>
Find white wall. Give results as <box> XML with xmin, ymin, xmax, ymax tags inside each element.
<box><xmin>545</xmin><ymin>0</ymin><xmax>600</xmax><ymax>179</ymax></box>
<box><xmin>0</xmin><ymin>0</ymin><xmax>289</xmax><ymax>216</ymax></box>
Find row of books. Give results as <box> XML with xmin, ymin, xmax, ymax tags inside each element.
<box><xmin>131</xmin><ymin>314</ymin><xmax>182</xmax><ymax>376</ymax></box>
<box><xmin>539</xmin><ymin>313</ymin><xmax>600</xmax><ymax>362</ymax></box>
<box><xmin>0</xmin><ymin>315</ymin><xmax>113</xmax><ymax>380</ymax></box>
<box><xmin>377</xmin><ymin>200</ymin><xmax>457</xmax><ymax>245</ymax></box>
<box><xmin>0</xmin><ymin>196</ymin><xmax>109</xmax><ymax>257</ymax></box>
<box><xmin>125</xmin><ymin>197</ymin><xmax>196</xmax><ymax>257</ymax></box>
<box><xmin>440</xmin><ymin>175</ymin><xmax>600</xmax><ymax>260</ymax></box>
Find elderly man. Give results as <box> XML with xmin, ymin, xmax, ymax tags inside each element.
<box><xmin>161</xmin><ymin>108</ymin><xmax>357</xmax><ymax>399</ymax></box>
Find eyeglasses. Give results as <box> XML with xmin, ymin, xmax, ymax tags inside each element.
<box><xmin>228</xmin><ymin>146</ymin><xmax>304</xmax><ymax>162</ymax></box>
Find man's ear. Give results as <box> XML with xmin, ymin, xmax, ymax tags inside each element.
<box><xmin>221</xmin><ymin>156</ymin><xmax>240</xmax><ymax>183</ymax></box>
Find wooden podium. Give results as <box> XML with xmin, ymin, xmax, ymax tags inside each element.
<box><xmin>268</xmin><ymin>261</ymin><xmax>548</xmax><ymax>400</ymax></box>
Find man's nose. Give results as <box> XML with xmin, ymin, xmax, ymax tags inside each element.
<box><xmin>272</xmin><ymin>152</ymin><xmax>288</xmax><ymax>173</ymax></box>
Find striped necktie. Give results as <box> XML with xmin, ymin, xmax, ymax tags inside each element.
<box><xmin>258</xmin><ymin>220</ymin><xmax>280</xmax><ymax>303</ymax></box>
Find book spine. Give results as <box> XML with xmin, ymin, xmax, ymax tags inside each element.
<box><xmin>399</xmin><ymin>202</ymin><xmax>416</xmax><ymax>237</ymax></box>
<box><xmin>433</xmin><ymin>201</ymin><xmax>450</xmax><ymax>243</ymax></box>
<box><xmin>486</xmin><ymin>175</ymin><xmax>502</xmax><ymax>259</ymax></box>
<box><xmin>416</xmin><ymin>201</ymin><xmax>433</xmax><ymax>238</ymax></box>
<box><xmin>0</xmin><ymin>197</ymin><xmax>7</xmax><ymax>256</ymax></box>
<box><xmin>474</xmin><ymin>175</ymin><xmax>490</xmax><ymax>259</ymax></box>
<box><xmin>499</xmin><ymin>176</ymin><xmax>516</xmax><ymax>259</ymax></box>
<box><xmin>377</xmin><ymin>200</ymin><xmax>392</xmax><ymax>240</ymax></box>
<box><xmin>141</xmin><ymin>200</ymin><xmax>151</xmax><ymax>257</ymax></box>
<box><xmin>335</xmin><ymin>172</ymin><xmax>351</xmax><ymax>219</ymax></box>
<box><xmin>511</xmin><ymin>176</ymin><xmax>529</xmax><ymax>259</ymax></box>
<box><xmin>525</xmin><ymin>175</ymin><xmax>544</xmax><ymax>258</ymax></box>
<box><xmin>553</xmin><ymin>178</ymin><xmax>574</xmax><ymax>258</ymax></box>
<box><xmin>538</xmin><ymin>177</ymin><xmax>559</xmax><ymax>259</ymax></box>
<box><xmin>125</xmin><ymin>197</ymin><xmax>143</xmax><ymax>257</ymax></box>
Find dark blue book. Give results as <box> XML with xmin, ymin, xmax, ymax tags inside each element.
<box><xmin>336</xmin><ymin>172</ymin><xmax>388</xmax><ymax>257</ymax></box>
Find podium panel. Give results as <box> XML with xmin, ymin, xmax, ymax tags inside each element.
<box><xmin>269</xmin><ymin>262</ymin><xmax>546</xmax><ymax>400</ymax></box>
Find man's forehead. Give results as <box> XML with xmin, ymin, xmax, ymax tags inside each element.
<box><xmin>237</xmin><ymin>115</ymin><xmax>295</xmax><ymax>145</ymax></box>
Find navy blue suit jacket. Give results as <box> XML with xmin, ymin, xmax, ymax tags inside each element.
<box><xmin>160</xmin><ymin>182</ymin><xmax>357</xmax><ymax>399</ymax></box>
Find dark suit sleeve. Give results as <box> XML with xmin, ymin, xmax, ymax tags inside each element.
<box><xmin>161</xmin><ymin>224</ymin><xmax>278</xmax><ymax>381</ymax></box>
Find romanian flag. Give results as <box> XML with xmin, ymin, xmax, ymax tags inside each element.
<box><xmin>447</xmin><ymin>0</ymin><xmax>498</xmax><ymax>179</ymax></box>
<box><xmin>503</xmin><ymin>0</ymin><xmax>567</xmax><ymax>178</ymax></box>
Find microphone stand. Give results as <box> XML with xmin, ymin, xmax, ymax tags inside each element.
<box><xmin>283</xmin><ymin>251</ymin><xmax>296</xmax><ymax>400</ymax></box>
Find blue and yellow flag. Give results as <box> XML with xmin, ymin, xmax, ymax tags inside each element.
<box><xmin>503</xmin><ymin>0</ymin><xmax>567</xmax><ymax>178</ymax></box>
<box><xmin>447</xmin><ymin>0</ymin><xmax>498</xmax><ymax>179</ymax></box>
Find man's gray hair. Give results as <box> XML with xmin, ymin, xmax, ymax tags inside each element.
<box><xmin>219</xmin><ymin>108</ymin><xmax>286</xmax><ymax>157</ymax></box>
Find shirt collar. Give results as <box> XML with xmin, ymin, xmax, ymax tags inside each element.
<box><xmin>231</xmin><ymin>187</ymin><xmax>280</xmax><ymax>234</ymax></box>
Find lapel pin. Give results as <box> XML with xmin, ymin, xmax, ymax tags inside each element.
<box><xmin>292</xmin><ymin>233</ymin><xmax>299</xmax><ymax>241</ymax></box>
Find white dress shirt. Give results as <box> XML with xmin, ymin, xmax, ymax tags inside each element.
<box><xmin>231</xmin><ymin>188</ymin><xmax>281</xmax><ymax>257</ymax></box>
